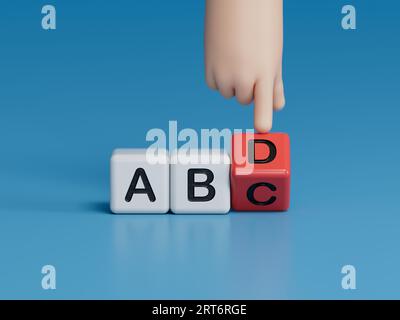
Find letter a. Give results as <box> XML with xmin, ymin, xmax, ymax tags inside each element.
<box><xmin>41</xmin><ymin>5</ymin><xmax>56</xmax><ymax>30</ymax></box>
<box><xmin>41</xmin><ymin>265</ymin><xmax>56</xmax><ymax>290</ymax></box>
<box><xmin>125</xmin><ymin>168</ymin><xmax>156</xmax><ymax>202</ymax></box>
<box><xmin>341</xmin><ymin>265</ymin><xmax>356</xmax><ymax>290</ymax></box>
<box><xmin>341</xmin><ymin>5</ymin><xmax>356</xmax><ymax>30</ymax></box>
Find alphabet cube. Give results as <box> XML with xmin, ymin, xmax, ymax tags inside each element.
<box><xmin>110</xmin><ymin>149</ymin><xmax>169</xmax><ymax>214</ymax></box>
<box><xmin>170</xmin><ymin>150</ymin><xmax>231</xmax><ymax>214</ymax></box>
<box><xmin>231</xmin><ymin>133</ymin><xmax>290</xmax><ymax>211</ymax></box>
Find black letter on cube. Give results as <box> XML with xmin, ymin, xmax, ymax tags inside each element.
<box><xmin>248</xmin><ymin>139</ymin><xmax>277</xmax><ymax>164</ymax></box>
<box><xmin>247</xmin><ymin>182</ymin><xmax>277</xmax><ymax>206</ymax></box>
<box><xmin>125</xmin><ymin>168</ymin><xmax>156</xmax><ymax>202</ymax></box>
<box><xmin>187</xmin><ymin>169</ymin><xmax>216</xmax><ymax>202</ymax></box>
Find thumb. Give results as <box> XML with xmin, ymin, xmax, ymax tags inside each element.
<box><xmin>254</xmin><ymin>79</ymin><xmax>273</xmax><ymax>133</ymax></box>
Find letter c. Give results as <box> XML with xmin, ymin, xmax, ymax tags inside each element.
<box><xmin>247</xmin><ymin>182</ymin><xmax>277</xmax><ymax>206</ymax></box>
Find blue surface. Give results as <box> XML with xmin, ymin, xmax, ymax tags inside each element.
<box><xmin>1</xmin><ymin>0</ymin><xmax>400</xmax><ymax>299</ymax></box>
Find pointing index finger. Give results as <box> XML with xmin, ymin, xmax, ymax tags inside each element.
<box><xmin>254</xmin><ymin>79</ymin><xmax>273</xmax><ymax>133</ymax></box>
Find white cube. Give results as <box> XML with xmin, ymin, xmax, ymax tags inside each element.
<box><xmin>170</xmin><ymin>150</ymin><xmax>231</xmax><ymax>214</ymax></box>
<box><xmin>110</xmin><ymin>149</ymin><xmax>169</xmax><ymax>214</ymax></box>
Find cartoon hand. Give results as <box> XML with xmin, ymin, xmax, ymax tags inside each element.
<box><xmin>205</xmin><ymin>0</ymin><xmax>285</xmax><ymax>132</ymax></box>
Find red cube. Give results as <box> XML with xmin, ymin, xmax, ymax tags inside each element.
<box><xmin>231</xmin><ymin>133</ymin><xmax>290</xmax><ymax>211</ymax></box>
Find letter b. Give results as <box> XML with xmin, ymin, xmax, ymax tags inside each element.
<box><xmin>171</xmin><ymin>150</ymin><xmax>230</xmax><ymax>214</ymax></box>
<box><xmin>187</xmin><ymin>169</ymin><xmax>216</xmax><ymax>202</ymax></box>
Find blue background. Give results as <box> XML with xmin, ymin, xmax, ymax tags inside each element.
<box><xmin>0</xmin><ymin>0</ymin><xmax>399</xmax><ymax>299</ymax></box>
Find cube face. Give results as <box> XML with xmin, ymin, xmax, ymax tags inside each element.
<box><xmin>170</xmin><ymin>150</ymin><xmax>231</xmax><ymax>214</ymax></box>
<box><xmin>110</xmin><ymin>149</ymin><xmax>169</xmax><ymax>214</ymax></box>
<box><xmin>231</xmin><ymin>133</ymin><xmax>290</xmax><ymax>211</ymax></box>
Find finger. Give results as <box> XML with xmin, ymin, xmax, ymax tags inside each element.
<box><xmin>235</xmin><ymin>81</ymin><xmax>254</xmax><ymax>105</ymax></box>
<box><xmin>206</xmin><ymin>69</ymin><xmax>217</xmax><ymax>90</ymax></box>
<box><xmin>273</xmin><ymin>80</ymin><xmax>285</xmax><ymax>110</ymax></box>
<box><xmin>254</xmin><ymin>79</ymin><xmax>273</xmax><ymax>133</ymax></box>
<box><xmin>217</xmin><ymin>80</ymin><xmax>235</xmax><ymax>99</ymax></box>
